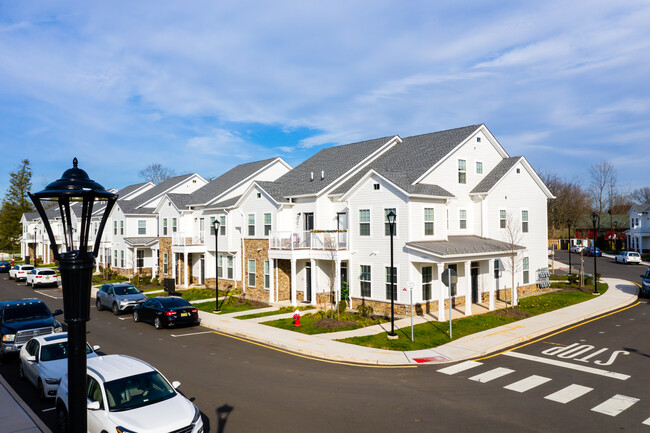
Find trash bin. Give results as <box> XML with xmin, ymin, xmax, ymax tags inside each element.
<box><xmin>164</xmin><ymin>278</ymin><xmax>176</xmax><ymax>293</ymax></box>
<box><xmin>25</xmin><ymin>255</ymin><xmax>30</xmax><ymax>265</ymax></box>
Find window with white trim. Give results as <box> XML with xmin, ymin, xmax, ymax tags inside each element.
<box><xmin>120</xmin><ymin>221</ymin><xmax>124</xmax><ymax>235</ymax></box>
<box><xmin>523</xmin><ymin>257</ymin><xmax>530</xmax><ymax>284</ymax></box>
<box><xmin>163</xmin><ymin>218</ymin><xmax>168</xmax><ymax>236</ymax></box>
<box><xmin>248</xmin><ymin>259</ymin><xmax>256</xmax><ymax>287</ymax></box>
<box><xmin>499</xmin><ymin>210</ymin><xmax>506</xmax><ymax>229</ymax></box>
<box><xmin>424</xmin><ymin>208</ymin><xmax>434</xmax><ymax>235</ymax></box>
<box><xmin>217</xmin><ymin>254</ymin><xmax>223</xmax><ymax>278</ymax></box>
<box><xmin>459</xmin><ymin>210</ymin><xmax>467</xmax><ymax>229</ymax></box>
<box><xmin>172</xmin><ymin>218</ymin><xmax>177</xmax><ymax>233</ymax></box>
<box><xmin>476</xmin><ymin>161</ymin><xmax>483</xmax><ymax>174</ymax></box>
<box><xmin>422</xmin><ymin>266</ymin><xmax>432</xmax><ymax>301</ymax></box>
<box><xmin>264</xmin><ymin>213</ymin><xmax>272</xmax><ymax>236</ymax></box>
<box><xmin>219</xmin><ymin>216</ymin><xmax>226</xmax><ymax>235</ymax></box>
<box><xmin>385</xmin><ymin>266</ymin><xmax>397</xmax><ymax>300</ymax></box>
<box><xmin>120</xmin><ymin>250</ymin><xmax>124</xmax><ymax>268</ymax></box>
<box><xmin>458</xmin><ymin>159</ymin><xmax>467</xmax><ymax>184</ymax></box>
<box><xmin>359</xmin><ymin>209</ymin><xmax>370</xmax><ymax>236</ymax></box>
<box><xmin>360</xmin><ymin>265</ymin><xmax>371</xmax><ymax>298</ymax></box>
<box><xmin>248</xmin><ymin>214</ymin><xmax>255</xmax><ymax>236</ymax></box>
<box><xmin>163</xmin><ymin>253</ymin><xmax>168</xmax><ymax>274</ymax></box>
<box><xmin>226</xmin><ymin>256</ymin><xmax>234</xmax><ymax>279</ymax></box>
<box><xmin>264</xmin><ymin>260</ymin><xmax>270</xmax><ymax>289</ymax></box>
<box><xmin>114</xmin><ymin>221</ymin><xmax>117</xmax><ymax>235</ymax></box>
<box><xmin>522</xmin><ymin>210</ymin><xmax>529</xmax><ymax>233</ymax></box>
<box><xmin>138</xmin><ymin>220</ymin><xmax>146</xmax><ymax>235</ymax></box>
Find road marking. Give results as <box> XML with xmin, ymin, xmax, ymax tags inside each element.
<box><xmin>35</xmin><ymin>290</ymin><xmax>62</xmax><ymax>299</ymax></box>
<box><xmin>171</xmin><ymin>331</ymin><xmax>214</xmax><ymax>337</ymax></box>
<box><xmin>118</xmin><ymin>317</ymin><xmax>130</xmax><ymax>320</ymax></box>
<box><xmin>503</xmin><ymin>351</ymin><xmax>630</xmax><ymax>380</ymax></box>
<box><xmin>545</xmin><ymin>384</ymin><xmax>593</xmax><ymax>403</ymax></box>
<box><xmin>504</xmin><ymin>375</ymin><xmax>551</xmax><ymax>393</ymax></box>
<box><xmin>591</xmin><ymin>394</ymin><xmax>639</xmax><ymax>416</ymax></box>
<box><xmin>643</xmin><ymin>416</ymin><xmax>650</xmax><ymax>426</ymax></box>
<box><xmin>469</xmin><ymin>367</ymin><xmax>515</xmax><ymax>383</ymax></box>
<box><xmin>437</xmin><ymin>360</ymin><xmax>483</xmax><ymax>375</ymax></box>
<box><xmin>42</xmin><ymin>407</ymin><xmax>56</xmax><ymax>412</ymax></box>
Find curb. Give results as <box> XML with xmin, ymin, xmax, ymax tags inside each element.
<box><xmin>0</xmin><ymin>373</ymin><xmax>53</xmax><ymax>433</ymax></box>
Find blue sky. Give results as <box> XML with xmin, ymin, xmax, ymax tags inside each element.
<box><xmin>1</xmin><ymin>1</ymin><xmax>649</xmax><ymax>196</ymax></box>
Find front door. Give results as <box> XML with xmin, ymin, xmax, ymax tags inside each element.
<box><xmin>336</xmin><ymin>212</ymin><xmax>348</xmax><ymax>246</ymax></box>
<box><xmin>340</xmin><ymin>261</ymin><xmax>348</xmax><ymax>299</ymax></box>
<box><xmin>306</xmin><ymin>262</ymin><xmax>312</xmax><ymax>302</ymax></box>
<box><xmin>304</xmin><ymin>213</ymin><xmax>314</xmax><ymax>231</ymax></box>
<box><xmin>471</xmin><ymin>262</ymin><xmax>480</xmax><ymax>303</ymax></box>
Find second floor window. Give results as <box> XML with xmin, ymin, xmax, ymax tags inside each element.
<box><xmin>264</xmin><ymin>213</ymin><xmax>272</xmax><ymax>236</ymax></box>
<box><xmin>172</xmin><ymin>218</ymin><xmax>177</xmax><ymax>233</ymax></box>
<box><xmin>384</xmin><ymin>208</ymin><xmax>396</xmax><ymax>236</ymax></box>
<box><xmin>138</xmin><ymin>220</ymin><xmax>146</xmax><ymax>235</ymax></box>
<box><xmin>476</xmin><ymin>161</ymin><xmax>483</xmax><ymax>174</ymax></box>
<box><xmin>210</xmin><ymin>217</ymin><xmax>216</xmax><ymax>235</ymax></box>
<box><xmin>114</xmin><ymin>221</ymin><xmax>117</xmax><ymax>235</ymax></box>
<box><xmin>424</xmin><ymin>208</ymin><xmax>434</xmax><ymax>235</ymax></box>
<box><xmin>359</xmin><ymin>210</ymin><xmax>370</xmax><ymax>236</ymax></box>
<box><xmin>458</xmin><ymin>159</ymin><xmax>467</xmax><ymax>184</ymax></box>
<box><xmin>220</xmin><ymin>216</ymin><xmax>226</xmax><ymax>235</ymax></box>
<box><xmin>459</xmin><ymin>210</ymin><xmax>467</xmax><ymax>229</ymax></box>
<box><xmin>500</xmin><ymin>210</ymin><xmax>507</xmax><ymax>229</ymax></box>
<box><xmin>360</xmin><ymin>265</ymin><xmax>371</xmax><ymax>298</ymax></box>
<box><xmin>248</xmin><ymin>214</ymin><xmax>255</xmax><ymax>236</ymax></box>
<box><xmin>163</xmin><ymin>218</ymin><xmax>168</xmax><ymax>236</ymax></box>
<box><xmin>120</xmin><ymin>221</ymin><xmax>124</xmax><ymax>235</ymax></box>
<box><xmin>522</xmin><ymin>210</ymin><xmax>529</xmax><ymax>233</ymax></box>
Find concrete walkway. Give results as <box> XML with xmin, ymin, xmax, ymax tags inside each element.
<box><xmin>0</xmin><ymin>374</ymin><xmax>52</xmax><ymax>433</ymax></box>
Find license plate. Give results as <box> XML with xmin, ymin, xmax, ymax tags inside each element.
<box><xmin>180</xmin><ymin>312</ymin><xmax>189</xmax><ymax>317</ymax></box>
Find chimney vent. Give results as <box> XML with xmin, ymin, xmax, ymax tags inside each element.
<box><xmin>310</xmin><ymin>172</ymin><xmax>314</xmax><ymax>181</ymax></box>
<box><xmin>321</xmin><ymin>170</ymin><xmax>324</xmax><ymax>179</ymax></box>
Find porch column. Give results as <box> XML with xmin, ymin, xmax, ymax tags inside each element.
<box><xmin>172</xmin><ymin>253</ymin><xmax>177</xmax><ymax>280</ymax></box>
<box><xmin>184</xmin><ymin>251</ymin><xmax>189</xmax><ymax>288</ymax></box>
<box><xmin>269</xmin><ymin>258</ymin><xmax>275</xmax><ymax>303</ymax></box>
<box><xmin>464</xmin><ymin>261</ymin><xmax>472</xmax><ymax>316</ymax></box>
<box><xmin>151</xmin><ymin>248</ymin><xmax>157</xmax><ymax>279</ymax></box>
<box><xmin>334</xmin><ymin>256</ymin><xmax>341</xmax><ymax>303</ymax></box>
<box><xmin>291</xmin><ymin>258</ymin><xmax>297</xmax><ymax>306</ymax></box>
<box><xmin>133</xmin><ymin>247</ymin><xmax>138</xmax><ymax>275</ymax></box>
<box><xmin>488</xmin><ymin>259</ymin><xmax>495</xmax><ymax>311</ymax></box>
<box><xmin>310</xmin><ymin>258</ymin><xmax>317</xmax><ymax>305</ymax></box>
<box><xmin>438</xmin><ymin>264</ymin><xmax>445</xmax><ymax>321</ymax></box>
<box><xmin>274</xmin><ymin>259</ymin><xmax>280</xmax><ymax>303</ymax></box>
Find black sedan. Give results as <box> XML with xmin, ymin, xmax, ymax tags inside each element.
<box><xmin>132</xmin><ymin>296</ymin><xmax>200</xmax><ymax>330</ymax></box>
<box><xmin>0</xmin><ymin>261</ymin><xmax>10</xmax><ymax>273</ymax></box>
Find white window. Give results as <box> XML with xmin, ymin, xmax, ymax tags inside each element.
<box><xmin>458</xmin><ymin>159</ymin><xmax>467</xmax><ymax>184</ymax></box>
<box><xmin>248</xmin><ymin>214</ymin><xmax>255</xmax><ymax>237</ymax></box>
<box><xmin>120</xmin><ymin>250</ymin><xmax>124</xmax><ymax>268</ymax></box>
<box><xmin>219</xmin><ymin>216</ymin><xmax>226</xmax><ymax>235</ymax></box>
<box><xmin>136</xmin><ymin>250</ymin><xmax>144</xmax><ymax>268</ymax></box>
<box><xmin>163</xmin><ymin>218</ymin><xmax>168</xmax><ymax>236</ymax></box>
<box><xmin>226</xmin><ymin>256</ymin><xmax>234</xmax><ymax>279</ymax></box>
<box><xmin>384</xmin><ymin>208</ymin><xmax>396</xmax><ymax>236</ymax></box>
<box><xmin>163</xmin><ymin>253</ymin><xmax>168</xmax><ymax>274</ymax></box>
<box><xmin>217</xmin><ymin>254</ymin><xmax>223</xmax><ymax>278</ymax></box>
<box><xmin>120</xmin><ymin>221</ymin><xmax>124</xmax><ymax>235</ymax></box>
<box><xmin>114</xmin><ymin>250</ymin><xmax>117</xmax><ymax>266</ymax></box>
<box><xmin>459</xmin><ymin>210</ymin><xmax>467</xmax><ymax>229</ymax></box>
<box><xmin>494</xmin><ymin>259</ymin><xmax>500</xmax><ymax>280</ymax></box>
<box><xmin>523</xmin><ymin>257</ymin><xmax>530</xmax><ymax>284</ymax></box>
<box><xmin>113</xmin><ymin>221</ymin><xmax>117</xmax><ymax>235</ymax></box>
<box><xmin>385</xmin><ymin>267</ymin><xmax>397</xmax><ymax>300</ymax></box>
<box><xmin>172</xmin><ymin>218</ymin><xmax>177</xmax><ymax>233</ymax></box>
<box><xmin>499</xmin><ymin>210</ymin><xmax>506</xmax><ymax>229</ymax></box>
<box><xmin>248</xmin><ymin>259</ymin><xmax>256</xmax><ymax>287</ymax></box>
<box><xmin>210</xmin><ymin>217</ymin><xmax>216</xmax><ymax>235</ymax></box>
<box><xmin>422</xmin><ymin>266</ymin><xmax>432</xmax><ymax>301</ymax></box>
<box><xmin>522</xmin><ymin>210</ymin><xmax>529</xmax><ymax>233</ymax></box>
<box><xmin>138</xmin><ymin>220</ymin><xmax>146</xmax><ymax>235</ymax></box>
<box><xmin>359</xmin><ymin>210</ymin><xmax>370</xmax><ymax>236</ymax></box>
<box><xmin>424</xmin><ymin>208</ymin><xmax>434</xmax><ymax>235</ymax></box>
<box><xmin>476</xmin><ymin>161</ymin><xmax>483</xmax><ymax>174</ymax></box>
<box><xmin>264</xmin><ymin>213</ymin><xmax>272</xmax><ymax>236</ymax></box>
<box><xmin>264</xmin><ymin>260</ymin><xmax>270</xmax><ymax>289</ymax></box>
<box><xmin>360</xmin><ymin>265</ymin><xmax>371</xmax><ymax>297</ymax></box>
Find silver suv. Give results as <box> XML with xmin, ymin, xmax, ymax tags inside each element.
<box><xmin>95</xmin><ymin>283</ymin><xmax>147</xmax><ymax>316</ymax></box>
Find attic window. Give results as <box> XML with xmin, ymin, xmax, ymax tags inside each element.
<box><xmin>373</xmin><ymin>183</ymin><xmax>380</xmax><ymax>190</ymax></box>
<box><xmin>516</xmin><ymin>168</ymin><xmax>521</xmax><ymax>174</ymax></box>
<box><xmin>192</xmin><ymin>180</ymin><xmax>196</xmax><ymax>183</ymax></box>
<box><xmin>476</xmin><ymin>137</ymin><xmax>481</xmax><ymax>142</ymax></box>
<box><xmin>257</xmin><ymin>193</ymin><xmax>261</xmax><ymax>198</ymax></box>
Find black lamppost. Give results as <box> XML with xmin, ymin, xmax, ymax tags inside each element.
<box><xmin>614</xmin><ymin>220</ymin><xmax>619</xmax><ymax>251</ymax></box>
<box><xmin>591</xmin><ymin>212</ymin><xmax>599</xmax><ymax>295</ymax></box>
<box><xmin>29</xmin><ymin>158</ymin><xmax>117</xmax><ymax>433</ymax></box>
<box><xmin>33</xmin><ymin>227</ymin><xmax>37</xmax><ymax>264</ymax></box>
<box><xmin>387</xmin><ymin>211</ymin><xmax>397</xmax><ymax>339</ymax></box>
<box><xmin>566</xmin><ymin>218</ymin><xmax>572</xmax><ymax>275</ymax></box>
<box><xmin>213</xmin><ymin>218</ymin><xmax>222</xmax><ymax>313</ymax></box>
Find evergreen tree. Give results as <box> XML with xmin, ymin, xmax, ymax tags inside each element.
<box><xmin>0</xmin><ymin>159</ymin><xmax>34</xmax><ymax>250</ymax></box>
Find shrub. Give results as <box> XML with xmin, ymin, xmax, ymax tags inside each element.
<box><xmin>567</xmin><ymin>274</ymin><xmax>578</xmax><ymax>285</ymax></box>
<box><xmin>151</xmin><ymin>277</ymin><xmax>159</xmax><ymax>286</ymax></box>
<box><xmin>141</xmin><ymin>276</ymin><xmax>151</xmax><ymax>286</ymax></box>
<box><xmin>131</xmin><ymin>274</ymin><xmax>140</xmax><ymax>287</ymax></box>
<box><xmin>357</xmin><ymin>304</ymin><xmax>373</xmax><ymax>317</ymax></box>
<box><xmin>314</xmin><ymin>310</ymin><xmax>326</xmax><ymax>320</ymax></box>
<box><xmin>338</xmin><ymin>300</ymin><xmax>347</xmax><ymax>314</ymax></box>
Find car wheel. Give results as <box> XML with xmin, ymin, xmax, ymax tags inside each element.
<box><xmin>95</xmin><ymin>298</ymin><xmax>103</xmax><ymax>311</ymax></box>
<box><xmin>38</xmin><ymin>379</ymin><xmax>46</xmax><ymax>400</ymax></box>
<box><xmin>18</xmin><ymin>362</ymin><xmax>24</xmax><ymax>379</ymax></box>
<box><xmin>25</xmin><ymin>279</ymin><xmax>30</xmax><ymax>286</ymax></box>
<box><xmin>56</xmin><ymin>404</ymin><xmax>68</xmax><ymax>433</ymax></box>
<box><xmin>154</xmin><ymin>317</ymin><xmax>163</xmax><ymax>329</ymax></box>
<box><xmin>112</xmin><ymin>303</ymin><xmax>120</xmax><ymax>316</ymax></box>
<box><xmin>133</xmin><ymin>310</ymin><xmax>140</xmax><ymax>322</ymax></box>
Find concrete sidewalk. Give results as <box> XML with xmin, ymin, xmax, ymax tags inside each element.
<box><xmin>196</xmin><ymin>276</ymin><xmax>639</xmax><ymax>366</ymax></box>
<box><xmin>0</xmin><ymin>374</ymin><xmax>51</xmax><ymax>433</ymax></box>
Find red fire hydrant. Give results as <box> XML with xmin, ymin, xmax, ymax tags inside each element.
<box><xmin>292</xmin><ymin>310</ymin><xmax>301</xmax><ymax>327</ymax></box>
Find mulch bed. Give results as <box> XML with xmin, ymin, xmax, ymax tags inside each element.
<box><xmin>492</xmin><ymin>308</ymin><xmax>531</xmax><ymax>319</ymax></box>
<box><xmin>313</xmin><ymin>318</ymin><xmax>356</xmax><ymax>329</ymax></box>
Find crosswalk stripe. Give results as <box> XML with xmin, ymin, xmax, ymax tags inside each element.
<box><xmin>545</xmin><ymin>384</ymin><xmax>593</xmax><ymax>404</ymax></box>
<box><xmin>591</xmin><ymin>394</ymin><xmax>639</xmax><ymax>417</ymax></box>
<box><xmin>437</xmin><ymin>360</ymin><xmax>483</xmax><ymax>375</ymax></box>
<box><xmin>643</xmin><ymin>417</ymin><xmax>650</xmax><ymax>426</ymax></box>
<box><xmin>469</xmin><ymin>367</ymin><xmax>515</xmax><ymax>383</ymax></box>
<box><xmin>504</xmin><ymin>375</ymin><xmax>552</xmax><ymax>393</ymax></box>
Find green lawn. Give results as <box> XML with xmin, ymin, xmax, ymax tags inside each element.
<box><xmin>341</xmin><ymin>284</ymin><xmax>608</xmax><ymax>351</ymax></box>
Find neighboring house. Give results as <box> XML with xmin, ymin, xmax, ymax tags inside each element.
<box><xmin>572</xmin><ymin>213</ymin><xmax>629</xmax><ymax>249</ymax></box>
<box><xmin>627</xmin><ymin>204</ymin><xmax>650</xmax><ymax>253</ymax></box>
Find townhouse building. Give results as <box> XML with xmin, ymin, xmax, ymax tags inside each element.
<box><xmin>627</xmin><ymin>204</ymin><xmax>650</xmax><ymax>253</ymax></box>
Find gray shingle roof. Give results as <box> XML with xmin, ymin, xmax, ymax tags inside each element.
<box><xmin>124</xmin><ymin>237</ymin><xmax>159</xmax><ymax>247</ymax></box>
<box><xmin>166</xmin><ymin>193</ymin><xmax>194</xmax><ymax>210</ymax></box>
<box><xmin>190</xmin><ymin>158</ymin><xmax>280</xmax><ymax>206</ymax></box>
<box><xmin>210</xmin><ymin>195</ymin><xmax>242</xmax><ymax>209</ymax></box>
<box><xmin>470</xmin><ymin>157</ymin><xmax>522</xmax><ymax>194</ymax></box>
<box><xmin>407</xmin><ymin>235</ymin><xmax>524</xmax><ymax>258</ymax></box>
<box><xmin>255</xmin><ymin>181</ymin><xmax>290</xmax><ymax>203</ymax></box>
<box><xmin>132</xmin><ymin>173</ymin><xmax>196</xmax><ymax>208</ymax></box>
<box><xmin>333</xmin><ymin>125</ymin><xmax>481</xmax><ymax>196</ymax></box>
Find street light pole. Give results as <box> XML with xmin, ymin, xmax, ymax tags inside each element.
<box><xmin>33</xmin><ymin>227</ymin><xmax>37</xmax><ymax>264</ymax></box>
<box><xmin>387</xmin><ymin>211</ymin><xmax>397</xmax><ymax>339</ymax></box>
<box><xmin>213</xmin><ymin>218</ymin><xmax>221</xmax><ymax>313</ymax></box>
<box><xmin>566</xmin><ymin>219</ymin><xmax>572</xmax><ymax>275</ymax></box>
<box><xmin>29</xmin><ymin>158</ymin><xmax>117</xmax><ymax>433</ymax></box>
<box><xmin>591</xmin><ymin>212</ymin><xmax>599</xmax><ymax>295</ymax></box>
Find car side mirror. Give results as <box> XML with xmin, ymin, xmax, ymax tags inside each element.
<box><xmin>87</xmin><ymin>400</ymin><xmax>101</xmax><ymax>410</ymax></box>
<box><xmin>26</xmin><ymin>355</ymin><xmax>36</xmax><ymax>363</ymax></box>
<box><xmin>93</xmin><ymin>345</ymin><xmax>100</xmax><ymax>351</ymax></box>
<box><xmin>53</xmin><ymin>309</ymin><xmax>63</xmax><ymax>316</ymax></box>
<box><xmin>172</xmin><ymin>381</ymin><xmax>181</xmax><ymax>389</ymax></box>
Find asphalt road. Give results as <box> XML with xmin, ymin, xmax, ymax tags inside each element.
<box><xmin>1</xmin><ymin>253</ymin><xmax>647</xmax><ymax>432</ymax></box>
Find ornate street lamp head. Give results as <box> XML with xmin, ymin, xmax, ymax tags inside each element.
<box><xmin>213</xmin><ymin>218</ymin><xmax>221</xmax><ymax>232</ymax></box>
<box><xmin>591</xmin><ymin>212</ymin><xmax>599</xmax><ymax>227</ymax></box>
<box><xmin>387</xmin><ymin>210</ymin><xmax>396</xmax><ymax>225</ymax></box>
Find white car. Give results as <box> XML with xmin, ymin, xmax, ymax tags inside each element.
<box><xmin>25</xmin><ymin>268</ymin><xmax>59</xmax><ymax>288</ymax></box>
<box><xmin>19</xmin><ymin>333</ymin><xmax>99</xmax><ymax>399</ymax></box>
<box><xmin>55</xmin><ymin>354</ymin><xmax>203</xmax><ymax>433</ymax></box>
<box><xmin>8</xmin><ymin>264</ymin><xmax>35</xmax><ymax>281</ymax></box>
<box><xmin>615</xmin><ymin>251</ymin><xmax>642</xmax><ymax>264</ymax></box>
<box><xmin>569</xmin><ymin>244</ymin><xmax>585</xmax><ymax>254</ymax></box>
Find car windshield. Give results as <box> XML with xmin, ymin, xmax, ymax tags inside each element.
<box><xmin>114</xmin><ymin>285</ymin><xmax>140</xmax><ymax>295</ymax></box>
<box><xmin>159</xmin><ymin>298</ymin><xmax>191</xmax><ymax>308</ymax></box>
<box><xmin>40</xmin><ymin>342</ymin><xmax>94</xmax><ymax>361</ymax></box>
<box><xmin>104</xmin><ymin>371</ymin><xmax>176</xmax><ymax>412</ymax></box>
<box><xmin>2</xmin><ymin>304</ymin><xmax>51</xmax><ymax>321</ymax></box>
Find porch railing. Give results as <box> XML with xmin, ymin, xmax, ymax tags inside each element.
<box><xmin>172</xmin><ymin>231</ymin><xmax>205</xmax><ymax>246</ymax></box>
<box><xmin>270</xmin><ymin>230</ymin><xmax>348</xmax><ymax>251</ymax></box>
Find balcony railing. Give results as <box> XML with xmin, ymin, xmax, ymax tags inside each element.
<box><xmin>172</xmin><ymin>231</ymin><xmax>205</xmax><ymax>246</ymax></box>
<box><xmin>270</xmin><ymin>230</ymin><xmax>348</xmax><ymax>251</ymax></box>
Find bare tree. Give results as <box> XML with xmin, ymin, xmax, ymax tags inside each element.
<box><xmin>139</xmin><ymin>163</ymin><xmax>176</xmax><ymax>185</ymax></box>
<box><xmin>501</xmin><ymin>213</ymin><xmax>524</xmax><ymax>307</ymax></box>
<box><xmin>589</xmin><ymin>161</ymin><xmax>617</xmax><ymax>215</ymax></box>
<box><xmin>541</xmin><ymin>171</ymin><xmax>590</xmax><ymax>237</ymax></box>
<box><xmin>630</xmin><ymin>187</ymin><xmax>650</xmax><ymax>205</ymax></box>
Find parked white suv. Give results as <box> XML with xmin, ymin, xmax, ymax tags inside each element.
<box><xmin>615</xmin><ymin>251</ymin><xmax>642</xmax><ymax>264</ymax></box>
<box><xmin>9</xmin><ymin>264</ymin><xmax>35</xmax><ymax>282</ymax></box>
<box><xmin>55</xmin><ymin>354</ymin><xmax>203</xmax><ymax>433</ymax></box>
<box><xmin>25</xmin><ymin>268</ymin><xmax>59</xmax><ymax>288</ymax></box>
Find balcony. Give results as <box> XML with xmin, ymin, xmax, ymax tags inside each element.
<box><xmin>270</xmin><ymin>230</ymin><xmax>348</xmax><ymax>251</ymax></box>
<box><xmin>172</xmin><ymin>231</ymin><xmax>206</xmax><ymax>246</ymax></box>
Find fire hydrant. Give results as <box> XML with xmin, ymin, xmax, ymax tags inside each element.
<box><xmin>292</xmin><ymin>310</ymin><xmax>301</xmax><ymax>327</ymax></box>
